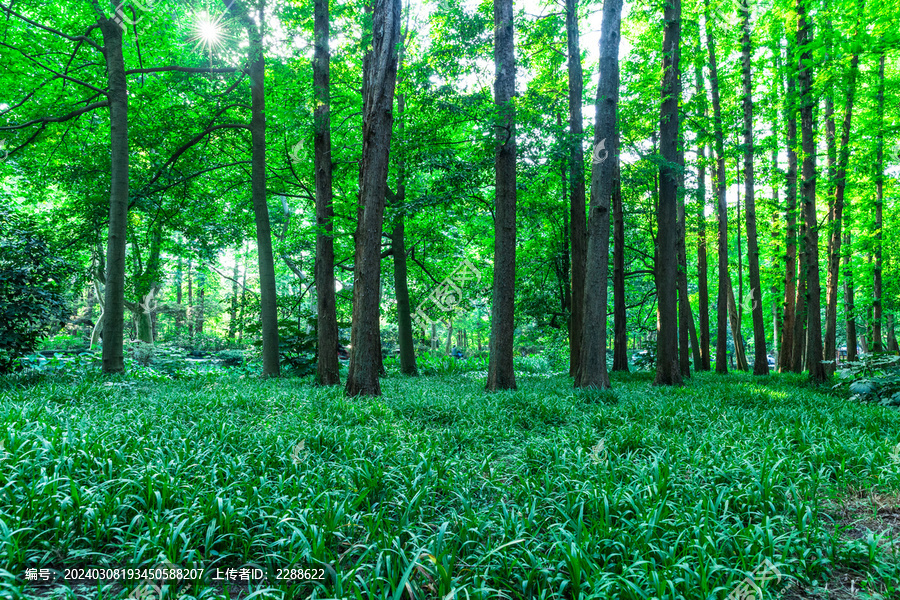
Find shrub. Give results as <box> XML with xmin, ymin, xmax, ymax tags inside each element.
<box><xmin>836</xmin><ymin>353</ymin><xmax>900</xmax><ymax>407</ymax></box>
<box><xmin>0</xmin><ymin>211</ymin><xmax>73</xmax><ymax>372</ymax></box>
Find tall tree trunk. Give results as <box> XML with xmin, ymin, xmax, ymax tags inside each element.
<box><xmin>704</xmin><ymin>0</ymin><xmax>728</xmax><ymax>375</ymax></box>
<box><xmin>873</xmin><ymin>51</ymin><xmax>885</xmax><ymax>352</ymax></box>
<box><xmin>694</xmin><ymin>45</ymin><xmax>711</xmax><ymax>371</ymax></box>
<box><xmin>887</xmin><ymin>315</ymin><xmax>898</xmax><ymax>353</ymax></box>
<box><xmin>98</xmin><ymin>18</ymin><xmax>128</xmax><ymax>373</ymax></box>
<box><xmin>346</xmin><ymin>0</ymin><xmax>401</xmax><ymax>396</ymax></box>
<box><xmin>314</xmin><ymin>0</ymin><xmax>340</xmax><ymax>385</ymax></box>
<box><xmin>676</xmin><ymin>129</ymin><xmax>692</xmax><ymax>377</ymax></box>
<box><xmin>486</xmin><ymin>0</ymin><xmax>517</xmax><ymax>391</ymax></box>
<box><xmin>796</xmin><ymin>0</ymin><xmax>825</xmax><ymax>381</ymax></box>
<box><xmin>741</xmin><ymin>8</ymin><xmax>769</xmax><ymax>374</ymax></box>
<box><xmin>726</xmin><ymin>280</ymin><xmax>748</xmax><ymax>370</ymax></box>
<box><xmin>612</xmin><ymin>168</ymin><xmax>629</xmax><ymax>372</ymax></box>
<box><xmin>233</xmin><ymin>0</ymin><xmax>281</xmax><ymax>377</ymax></box>
<box><xmin>654</xmin><ymin>0</ymin><xmax>682</xmax><ymax>386</ymax></box>
<box><xmin>228</xmin><ymin>258</ymin><xmax>239</xmax><ymax>339</ymax></box>
<box><xmin>187</xmin><ymin>258</ymin><xmax>194</xmax><ymax>338</ymax></box>
<box><xmin>576</xmin><ymin>0</ymin><xmax>623</xmax><ymax>389</ymax></box>
<box><xmin>779</xmin><ymin>37</ymin><xmax>799</xmax><ymax>372</ymax></box>
<box><xmin>565</xmin><ymin>0</ymin><xmax>587</xmax><ymax>378</ymax></box>
<box><xmin>824</xmin><ymin>40</ymin><xmax>860</xmax><ymax>373</ymax></box>
<box><xmin>196</xmin><ymin>265</ymin><xmax>206</xmax><ymax>335</ymax></box>
<box><xmin>791</xmin><ymin>217</ymin><xmax>808</xmax><ymax>372</ymax></box>
<box><xmin>392</xmin><ymin>218</ymin><xmax>417</xmax><ymax>374</ymax></box>
<box><xmin>175</xmin><ymin>255</ymin><xmax>184</xmax><ymax>332</ymax></box>
<box><xmin>843</xmin><ymin>232</ymin><xmax>857</xmax><ymax>360</ymax></box>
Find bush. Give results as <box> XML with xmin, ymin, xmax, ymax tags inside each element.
<box><xmin>835</xmin><ymin>353</ymin><xmax>900</xmax><ymax>407</ymax></box>
<box><xmin>0</xmin><ymin>211</ymin><xmax>73</xmax><ymax>373</ymax></box>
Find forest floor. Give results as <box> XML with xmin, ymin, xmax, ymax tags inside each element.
<box><xmin>1</xmin><ymin>367</ymin><xmax>899</xmax><ymax>599</ymax></box>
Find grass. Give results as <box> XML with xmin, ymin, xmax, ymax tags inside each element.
<box><xmin>1</xmin><ymin>366</ymin><xmax>899</xmax><ymax>599</ymax></box>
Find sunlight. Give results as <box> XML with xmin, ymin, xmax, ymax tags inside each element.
<box><xmin>190</xmin><ymin>11</ymin><xmax>226</xmax><ymax>53</ymax></box>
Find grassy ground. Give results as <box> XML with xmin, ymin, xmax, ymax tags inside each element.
<box><xmin>1</xmin><ymin>366</ymin><xmax>899</xmax><ymax>599</ymax></box>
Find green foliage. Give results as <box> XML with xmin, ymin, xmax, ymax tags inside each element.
<box><xmin>0</xmin><ymin>211</ymin><xmax>73</xmax><ymax>373</ymax></box>
<box><xmin>836</xmin><ymin>353</ymin><xmax>900</xmax><ymax>407</ymax></box>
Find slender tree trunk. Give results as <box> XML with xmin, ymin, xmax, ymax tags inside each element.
<box><xmin>796</xmin><ymin>0</ymin><xmax>825</xmax><ymax>381</ymax></box>
<box><xmin>792</xmin><ymin>217</ymin><xmax>808</xmax><ymax>372</ymax></box>
<box><xmin>676</xmin><ymin>129</ymin><xmax>692</xmax><ymax>377</ymax></box>
<box><xmin>654</xmin><ymin>0</ymin><xmax>682</xmax><ymax>386</ymax></box>
<box><xmin>486</xmin><ymin>0</ymin><xmax>517</xmax><ymax>391</ymax></box>
<box><xmin>843</xmin><ymin>232</ymin><xmax>857</xmax><ymax>360</ymax></box>
<box><xmin>824</xmin><ymin>43</ymin><xmax>860</xmax><ymax>373</ymax></box>
<box><xmin>233</xmin><ymin>0</ymin><xmax>281</xmax><ymax>377</ymax></box>
<box><xmin>392</xmin><ymin>218</ymin><xmax>417</xmax><ymax>374</ymax></box>
<box><xmin>228</xmin><ymin>257</ymin><xmax>240</xmax><ymax>339</ymax></box>
<box><xmin>565</xmin><ymin>0</ymin><xmax>587</xmax><ymax>378</ymax></box>
<box><xmin>704</xmin><ymin>0</ymin><xmax>728</xmax><ymax>375</ymax></box>
<box><xmin>873</xmin><ymin>51</ymin><xmax>885</xmax><ymax>352</ymax></box>
<box><xmin>175</xmin><ymin>256</ymin><xmax>184</xmax><ymax>332</ymax></box>
<box><xmin>314</xmin><ymin>0</ymin><xmax>340</xmax><ymax>385</ymax></box>
<box><xmin>694</xmin><ymin>47</ymin><xmax>711</xmax><ymax>371</ymax></box>
<box><xmin>98</xmin><ymin>18</ymin><xmax>128</xmax><ymax>373</ymax></box>
<box><xmin>612</xmin><ymin>168</ymin><xmax>629</xmax><ymax>372</ymax></box>
<box><xmin>741</xmin><ymin>9</ymin><xmax>769</xmax><ymax>374</ymax></box>
<box><xmin>196</xmin><ymin>266</ymin><xmax>206</xmax><ymax>335</ymax></box>
<box><xmin>576</xmin><ymin>0</ymin><xmax>623</xmax><ymax>389</ymax></box>
<box><xmin>187</xmin><ymin>258</ymin><xmax>194</xmax><ymax>338</ymax></box>
<box><xmin>238</xmin><ymin>252</ymin><xmax>248</xmax><ymax>342</ymax></box>
<box><xmin>726</xmin><ymin>280</ymin><xmax>748</xmax><ymax>370</ymax></box>
<box><xmin>445</xmin><ymin>319</ymin><xmax>453</xmax><ymax>356</ymax></box>
<box><xmin>779</xmin><ymin>37</ymin><xmax>799</xmax><ymax>372</ymax></box>
<box><xmin>346</xmin><ymin>0</ymin><xmax>401</xmax><ymax>396</ymax></box>
<box><xmin>887</xmin><ymin>314</ymin><xmax>898</xmax><ymax>352</ymax></box>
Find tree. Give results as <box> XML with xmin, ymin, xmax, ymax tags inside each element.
<box><xmin>693</xmin><ymin>39</ymin><xmax>711</xmax><ymax>372</ymax></box>
<box><xmin>577</xmin><ymin>0</ymin><xmax>623</xmax><ymax>389</ymax></box>
<box><xmin>654</xmin><ymin>0</ymin><xmax>682</xmax><ymax>386</ymax></box>
<box><xmin>313</xmin><ymin>0</ymin><xmax>340</xmax><ymax>385</ymax></box>
<box><xmin>796</xmin><ymin>0</ymin><xmax>826</xmax><ymax>382</ymax></box>
<box><xmin>873</xmin><ymin>50</ymin><xmax>886</xmax><ymax>353</ymax></box>
<box><xmin>565</xmin><ymin>0</ymin><xmax>587</xmax><ymax>378</ymax></box>
<box><xmin>779</xmin><ymin>35</ymin><xmax>800</xmax><ymax>373</ymax></box>
<box><xmin>741</xmin><ymin>2</ymin><xmax>769</xmax><ymax>375</ymax></box>
<box><xmin>346</xmin><ymin>0</ymin><xmax>402</xmax><ymax>397</ymax></box>
<box><xmin>486</xmin><ymin>0</ymin><xmax>517</xmax><ymax>392</ymax></box>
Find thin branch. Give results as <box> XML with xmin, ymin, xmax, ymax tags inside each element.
<box><xmin>0</xmin><ymin>3</ymin><xmax>103</xmax><ymax>51</ymax></box>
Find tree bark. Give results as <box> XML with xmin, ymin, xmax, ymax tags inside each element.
<box><xmin>741</xmin><ymin>8</ymin><xmax>769</xmax><ymax>374</ymax></box>
<box><xmin>392</xmin><ymin>218</ymin><xmax>417</xmax><ymax>374</ymax></box>
<box><xmin>486</xmin><ymin>0</ymin><xmax>517</xmax><ymax>392</ymax></box>
<box><xmin>612</xmin><ymin>168</ymin><xmax>629</xmax><ymax>372</ymax></box>
<box><xmin>232</xmin><ymin>0</ymin><xmax>281</xmax><ymax>377</ymax></box>
<box><xmin>98</xmin><ymin>18</ymin><xmax>128</xmax><ymax>373</ymax></box>
<box><xmin>693</xmin><ymin>44</ymin><xmax>711</xmax><ymax>371</ymax></box>
<box><xmin>873</xmin><ymin>51</ymin><xmax>885</xmax><ymax>352</ymax></box>
<box><xmin>346</xmin><ymin>0</ymin><xmax>401</xmax><ymax>396</ymax></box>
<box><xmin>654</xmin><ymin>0</ymin><xmax>682</xmax><ymax>386</ymax></box>
<box><xmin>726</xmin><ymin>279</ymin><xmax>748</xmax><ymax>370</ymax></box>
<box><xmin>565</xmin><ymin>0</ymin><xmax>587</xmax><ymax>379</ymax></box>
<box><xmin>779</xmin><ymin>37</ymin><xmax>799</xmax><ymax>373</ymax></box>
<box><xmin>796</xmin><ymin>0</ymin><xmax>825</xmax><ymax>381</ymax></box>
<box><xmin>824</xmin><ymin>41</ymin><xmax>860</xmax><ymax>373</ymax></box>
<box><xmin>704</xmin><ymin>0</ymin><xmax>728</xmax><ymax>375</ymax></box>
<box><xmin>791</xmin><ymin>216</ymin><xmax>808</xmax><ymax>372</ymax></box>
<box><xmin>887</xmin><ymin>314</ymin><xmax>898</xmax><ymax>353</ymax></box>
<box><xmin>843</xmin><ymin>232</ymin><xmax>857</xmax><ymax>361</ymax></box>
<box><xmin>314</xmin><ymin>0</ymin><xmax>340</xmax><ymax>385</ymax></box>
<box><xmin>576</xmin><ymin>0</ymin><xmax>623</xmax><ymax>389</ymax></box>
<box><xmin>676</xmin><ymin>128</ymin><xmax>692</xmax><ymax>377</ymax></box>
<box><xmin>228</xmin><ymin>257</ymin><xmax>240</xmax><ymax>339</ymax></box>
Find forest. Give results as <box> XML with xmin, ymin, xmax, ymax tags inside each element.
<box><xmin>1</xmin><ymin>0</ymin><xmax>900</xmax><ymax>597</ymax></box>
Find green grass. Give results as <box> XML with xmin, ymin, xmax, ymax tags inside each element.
<box><xmin>1</xmin><ymin>367</ymin><xmax>899</xmax><ymax>599</ymax></box>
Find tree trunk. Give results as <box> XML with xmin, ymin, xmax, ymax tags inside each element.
<box><xmin>99</xmin><ymin>18</ymin><xmax>128</xmax><ymax>374</ymax></box>
<box><xmin>726</xmin><ymin>279</ymin><xmax>748</xmax><ymax>370</ymax></box>
<box><xmin>887</xmin><ymin>314</ymin><xmax>898</xmax><ymax>353</ymax></box>
<box><xmin>741</xmin><ymin>9</ymin><xmax>769</xmax><ymax>375</ymax></box>
<box><xmin>346</xmin><ymin>0</ymin><xmax>401</xmax><ymax>396</ymax></box>
<box><xmin>565</xmin><ymin>0</ymin><xmax>587</xmax><ymax>379</ymax></box>
<box><xmin>824</xmin><ymin>6</ymin><xmax>861</xmax><ymax>373</ymax></box>
<box><xmin>314</xmin><ymin>0</ymin><xmax>340</xmax><ymax>385</ymax></box>
<box><xmin>196</xmin><ymin>266</ymin><xmax>206</xmax><ymax>335</ymax></box>
<box><xmin>796</xmin><ymin>0</ymin><xmax>825</xmax><ymax>381</ymax></box>
<box><xmin>392</xmin><ymin>219</ymin><xmax>417</xmax><ymax>374</ymax></box>
<box><xmin>576</xmin><ymin>0</ymin><xmax>623</xmax><ymax>389</ymax></box>
<box><xmin>445</xmin><ymin>319</ymin><xmax>453</xmax><ymax>356</ymax></box>
<box><xmin>693</xmin><ymin>45</ymin><xmax>711</xmax><ymax>371</ymax></box>
<box><xmin>873</xmin><ymin>51</ymin><xmax>885</xmax><ymax>353</ymax></box>
<box><xmin>228</xmin><ymin>258</ymin><xmax>239</xmax><ymax>339</ymax></box>
<box><xmin>704</xmin><ymin>0</ymin><xmax>728</xmax><ymax>375</ymax></box>
<box><xmin>843</xmin><ymin>232</ymin><xmax>857</xmax><ymax>361</ymax></box>
<box><xmin>654</xmin><ymin>0</ymin><xmax>682</xmax><ymax>386</ymax></box>
<box><xmin>234</xmin><ymin>0</ymin><xmax>281</xmax><ymax>377</ymax></box>
<box><xmin>612</xmin><ymin>169</ymin><xmax>629</xmax><ymax>372</ymax></box>
<box><xmin>676</xmin><ymin>128</ymin><xmax>692</xmax><ymax>377</ymax></box>
<box><xmin>791</xmin><ymin>217</ymin><xmax>808</xmax><ymax>372</ymax></box>
<box><xmin>486</xmin><ymin>0</ymin><xmax>517</xmax><ymax>392</ymax></box>
<box><xmin>187</xmin><ymin>258</ymin><xmax>194</xmax><ymax>337</ymax></box>
<box><xmin>175</xmin><ymin>255</ymin><xmax>184</xmax><ymax>332</ymax></box>
<box><xmin>238</xmin><ymin>251</ymin><xmax>248</xmax><ymax>342</ymax></box>
<box><xmin>779</xmin><ymin>37</ymin><xmax>799</xmax><ymax>372</ymax></box>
